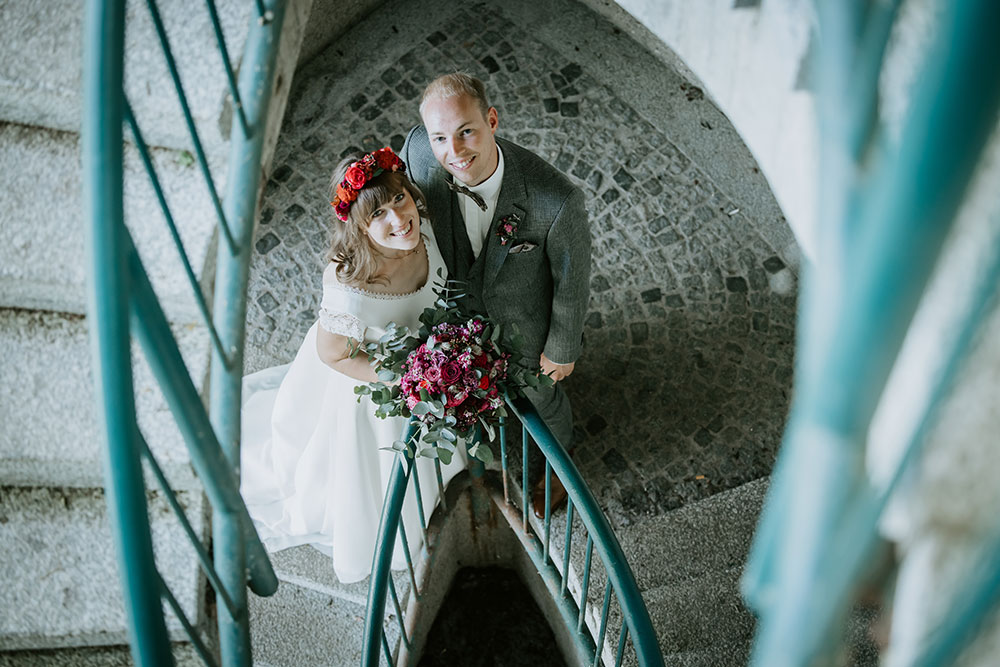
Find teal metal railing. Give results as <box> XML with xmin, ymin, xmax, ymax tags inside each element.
<box><xmin>743</xmin><ymin>1</ymin><xmax>1000</xmax><ymax>665</ymax></box>
<box><xmin>362</xmin><ymin>397</ymin><xmax>664</xmax><ymax>666</ymax></box>
<box><xmin>83</xmin><ymin>1</ymin><xmax>287</xmax><ymax>664</ymax></box>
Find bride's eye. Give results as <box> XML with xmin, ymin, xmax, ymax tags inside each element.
<box><xmin>393</xmin><ymin>192</ymin><xmax>405</xmax><ymax>203</ymax></box>
<box><xmin>371</xmin><ymin>208</ymin><xmax>384</xmax><ymax>219</ymax></box>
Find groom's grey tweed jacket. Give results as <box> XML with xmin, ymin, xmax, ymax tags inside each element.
<box><xmin>402</xmin><ymin>126</ymin><xmax>591</xmax><ymax>365</ymax></box>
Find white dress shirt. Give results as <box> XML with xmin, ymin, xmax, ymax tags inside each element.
<box><xmin>457</xmin><ymin>146</ymin><xmax>504</xmax><ymax>259</ymax></box>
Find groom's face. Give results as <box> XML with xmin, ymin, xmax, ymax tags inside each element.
<box><xmin>421</xmin><ymin>94</ymin><xmax>499</xmax><ymax>187</ymax></box>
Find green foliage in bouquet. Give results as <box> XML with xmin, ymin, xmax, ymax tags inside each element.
<box><xmin>353</xmin><ymin>270</ymin><xmax>553</xmax><ymax>464</ymax></box>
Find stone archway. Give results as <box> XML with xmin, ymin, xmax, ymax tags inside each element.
<box><xmin>245</xmin><ymin>0</ymin><xmax>797</xmax><ymax>527</ymax></box>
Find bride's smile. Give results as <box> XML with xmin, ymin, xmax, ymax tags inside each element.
<box><xmin>367</xmin><ymin>189</ymin><xmax>420</xmax><ymax>253</ymax></box>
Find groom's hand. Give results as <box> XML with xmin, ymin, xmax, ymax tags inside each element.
<box><xmin>540</xmin><ymin>354</ymin><xmax>575</xmax><ymax>382</ymax></box>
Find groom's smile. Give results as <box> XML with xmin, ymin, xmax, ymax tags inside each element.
<box><xmin>420</xmin><ymin>92</ymin><xmax>500</xmax><ymax>187</ymax></box>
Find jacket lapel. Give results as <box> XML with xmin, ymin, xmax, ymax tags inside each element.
<box><xmin>483</xmin><ymin>139</ymin><xmax>527</xmax><ymax>286</ymax></box>
<box><xmin>425</xmin><ymin>166</ymin><xmax>460</xmax><ymax>273</ymax></box>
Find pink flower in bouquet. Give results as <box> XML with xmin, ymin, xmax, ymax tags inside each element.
<box><xmin>424</xmin><ymin>365</ymin><xmax>441</xmax><ymax>383</ymax></box>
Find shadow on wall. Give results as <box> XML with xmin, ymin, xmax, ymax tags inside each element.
<box><xmin>245</xmin><ymin>1</ymin><xmax>799</xmax><ymax>527</ymax></box>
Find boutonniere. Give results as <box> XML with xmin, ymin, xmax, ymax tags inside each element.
<box><xmin>496</xmin><ymin>213</ymin><xmax>521</xmax><ymax>246</ymax></box>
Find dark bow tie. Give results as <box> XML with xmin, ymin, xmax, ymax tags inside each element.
<box><xmin>447</xmin><ymin>180</ymin><xmax>488</xmax><ymax>212</ymax></box>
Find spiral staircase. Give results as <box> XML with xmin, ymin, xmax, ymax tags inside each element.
<box><xmin>3</xmin><ymin>0</ymin><xmax>999</xmax><ymax>665</ymax></box>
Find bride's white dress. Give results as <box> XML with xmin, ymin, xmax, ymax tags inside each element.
<box><xmin>240</xmin><ymin>227</ymin><xmax>467</xmax><ymax>583</ymax></box>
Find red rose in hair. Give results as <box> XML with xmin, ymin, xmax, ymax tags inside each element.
<box><xmin>344</xmin><ymin>165</ymin><xmax>367</xmax><ymax>190</ymax></box>
<box><xmin>375</xmin><ymin>149</ymin><xmax>395</xmax><ymax>170</ymax></box>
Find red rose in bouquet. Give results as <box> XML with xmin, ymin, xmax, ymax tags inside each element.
<box><xmin>354</xmin><ymin>274</ymin><xmax>552</xmax><ymax>464</ymax></box>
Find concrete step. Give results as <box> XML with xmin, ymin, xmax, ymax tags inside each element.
<box><xmin>0</xmin><ymin>0</ymin><xmax>250</xmax><ymax>159</ymax></box>
<box><xmin>266</xmin><ymin>544</ymin><xmax>411</xmax><ymax>609</ymax></box>
<box><xmin>249</xmin><ymin>579</ymin><xmax>400</xmax><ymax>667</ymax></box>
<box><xmin>661</xmin><ymin>641</ymin><xmax>752</xmax><ymax>667</ymax></box>
<box><xmin>0</xmin><ymin>644</ymin><xmax>203</xmax><ymax>666</ymax></box>
<box><xmin>0</xmin><ymin>486</ymin><xmax>206</xmax><ymax>651</ymax></box>
<box><xmin>0</xmin><ymin>122</ymin><xmax>221</xmax><ymax>323</ymax></box>
<box><xmin>0</xmin><ymin>308</ymin><xmax>207</xmax><ymax>490</ymax></box>
<box><xmin>642</xmin><ymin>567</ymin><xmax>754</xmax><ymax>655</ymax></box>
<box><xmin>618</xmin><ymin>477</ymin><xmax>767</xmax><ymax>591</ymax></box>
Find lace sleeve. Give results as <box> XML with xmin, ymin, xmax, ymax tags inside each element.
<box><xmin>317</xmin><ymin>307</ymin><xmax>366</xmax><ymax>340</ymax></box>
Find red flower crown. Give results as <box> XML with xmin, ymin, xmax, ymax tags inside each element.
<box><xmin>329</xmin><ymin>147</ymin><xmax>407</xmax><ymax>222</ymax></box>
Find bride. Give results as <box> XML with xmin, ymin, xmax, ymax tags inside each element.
<box><xmin>240</xmin><ymin>147</ymin><xmax>467</xmax><ymax>583</ymax></box>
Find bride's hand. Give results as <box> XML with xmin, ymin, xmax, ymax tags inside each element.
<box><xmin>540</xmin><ymin>353</ymin><xmax>575</xmax><ymax>382</ymax></box>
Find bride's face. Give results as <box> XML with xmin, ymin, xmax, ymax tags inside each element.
<box><xmin>365</xmin><ymin>188</ymin><xmax>420</xmax><ymax>254</ymax></box>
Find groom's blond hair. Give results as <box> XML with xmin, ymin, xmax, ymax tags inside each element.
<box><xmin>419</xmin><ymin>73</ymin><xmax>491</xmax><ymax>119</ymax></box>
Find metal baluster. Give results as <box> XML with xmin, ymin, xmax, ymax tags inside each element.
<box><xmin>593</xmin><ymin>585</ymin><xmax>613</xmax><ymax>667</ymax></box>
<box><xmin>159</xmin><ymin>573</ymin><xmax>220</xmax><ymax>667</ymax></box>
<box><xmin>543</xmin><ymin>460</ymin><xmax>552</xmax><ymax>563</ymax></box>
<box><xmin>578</xmin><ymin>534</ymin><xmax>594</xmax><ymax>633</ymax></box>
<box><xmin>434</xmin><ymin>458</ymin><xmax>447</xmax><ymax>511</ymax></box>
<box><xmin>522</xmin><ymin>425</ymin><xmax>530</xmax><ymax>532</ymax></box>
<box><xmin>122</xmin><ymin>101</ymin><xmax>230</xmax><ymax>367</ymax></box>
<box><xmin>561</xmin><ymin>499</ymin><xmax>575</xmax><ymax>596</ymax></box>
<box><xmin>140</xmin><ymin>437</ymin><xmax>237</xmax><ymax>619</ymax></box>
<box><xmin>380</xmin><ymin>629</ymin><xmax>395</xmax><ymax>667</ymax></box>
<box><xmin>397</xmin><ymin>522</ymin><xmax>419</xmax><ymax>598</ymax></box>
<box><xmin>499</xmin><ymin>416</ymin><xmax>510</xmax><ymax>504</ymax></box>
<box><xmin>615</xmin><ymin>621</ymin><xmax>629</xmax><ymax>667</ymax></box>
<box><xmin>202</xmin><ymin>0</ymin><xmax>249</xmax><ymax>135</ymax></box>
<box><xmin>411</xmin><ymin>460</ymin><xmax>428</xmax><ymax>542</ymax></box>
<box><xmin>144</xmin><ymin>0</ymin><xmax>238</xmax><ymax>254</ymax></box>
<box><xmin>387</xmin><ymin>578</ymin><xmax>410</xmax><ymax>650</ymax></box>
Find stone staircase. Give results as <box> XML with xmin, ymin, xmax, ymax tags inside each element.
<box><xmin>0</xmin><ymin>0</ymin><xmax>830</xmax><ymax>663</ymax></box>
<box><xmin>0</xmin><ymin>0</ymin><xmax>249</xmax><ymax>656</ymax></box>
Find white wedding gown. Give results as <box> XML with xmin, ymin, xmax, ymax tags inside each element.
<box><xmin>240</xmin><ymin>226</ymin><xmax>467</xmax><ymax>583</ymax></box>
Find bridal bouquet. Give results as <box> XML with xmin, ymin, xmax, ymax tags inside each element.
<box><xmin>354</xmin><ymin>272</ymin><xmax>552</xmax><ymax>464</ymax></box>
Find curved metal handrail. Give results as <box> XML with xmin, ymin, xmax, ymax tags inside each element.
<box><xmin>83</xmin><ymin>1</ymin><xmax>285</xmax><ymax>664</ymax></box>
<box><xmin>362</xmin><ymin>399</ymin><xmax>663</xmax><ymax>666</ymax></box>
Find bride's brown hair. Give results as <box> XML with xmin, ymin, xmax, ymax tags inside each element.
<box><xmin>326</xmin><ymin>152</ymin><xmax>428</xmax><ymax>287</ymax></box>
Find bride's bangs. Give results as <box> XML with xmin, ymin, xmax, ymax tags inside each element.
<box><xmin>353</xmin><ymin>172</ymin><xmax>407</xmax><ymax>224</ymax></box>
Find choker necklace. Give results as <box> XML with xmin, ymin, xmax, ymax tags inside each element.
<box><xmin>374</xmin><ymin>242</ymin><xmax>421</xmax><ymax>261</ymax></box>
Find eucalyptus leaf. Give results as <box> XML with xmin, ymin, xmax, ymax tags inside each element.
<box><xmin>475</xmin><ymin>444</ymin><xmax>494</xmax><ymax>464</ymax></box>
<box><xmin>377</xmin><ymin>369</ymin><xmax>397</xmax><ymax>382</ymax></box>
<box><xmin>412</xmin><ymin>401</ymin><xmax>432</xmax><ymax>416</ymax></box>
<box><xmin>479</xmin><ymin>417</ymin><xmax>496</xmax><ymax>442</ymax></box>
<box><xmin>437</xmin><ymin>448</ymin><xmax>453</xmax><ymax>465</ymax></box>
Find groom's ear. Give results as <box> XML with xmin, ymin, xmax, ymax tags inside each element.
<box><xmin>487</xmin><ymin>107</ymin><xmax>499</xmax><ymax>134</ymax></box>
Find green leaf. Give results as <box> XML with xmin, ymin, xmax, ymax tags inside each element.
<box><xmin>418</xmin><ymin>447</ymin><xmax>439</xmax><ymax>459</ymax></box>
<box><xmin>437</xmin><ymin>448</ymin><xmax>453</xmax><ymax>465</ymax></box>
<box><xmin>471</xmin><ymin>442</ymin><xmax>494</xmax><ymax>464</ymax></box>
<box><xmin>439</xmin><ymin>428</ymin><xmax>457</xmax><ymax>442</ymax></box>
<box><xmin>354</xmin><ymin>385</ymin><xmax>371</xmax><ymax>395</ymax></box>
<box><xmin>412</xmin><ymin>401</ymin><xmax>432</xmax><ymax>416</ymax></box>
<box><xmin>391</xmin><ymin>440</ymin><xmax>407</xmax><ymax>452</ymax></box>
<box><xmin>479</xmin><ymin>417</ymin><xmax>496</xmax><ymax>442</ymax></box>
<box><xmin>377</xmin><ymin>369</ymin><xmax>396</xmax><ymax>382</ymax></box>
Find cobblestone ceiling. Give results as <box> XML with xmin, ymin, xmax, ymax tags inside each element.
<box><xmin>244</xmin><ymin>1</ymin><xmax>798</xmax><ymax>526</ymax></box>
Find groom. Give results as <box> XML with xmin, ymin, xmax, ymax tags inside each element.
<box><xmin>401</xmin><ymin>73</ymin><xmax>591</xmax><ymax>517</ymax></box>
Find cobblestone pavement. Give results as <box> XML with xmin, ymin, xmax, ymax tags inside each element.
<box><xmin>244</xmin><ymin>1</ymin><xmax>797</xmax><ymax>527</ymax></box>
